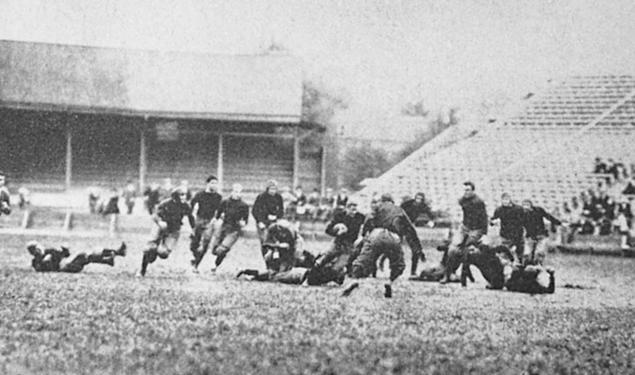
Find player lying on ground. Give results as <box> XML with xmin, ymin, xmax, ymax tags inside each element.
<box><xmin>236</xmin><ymin>220</ymin><xmax>345</xmax><ymax>285</ymax></box>
<box><xmin>412</xmin><ymin>237</ymin><xmax>555</xmax><ymax>294</ymax></box>
<box><xmin>27</xmin><ymin>241</ymin><xmax>126</xmax><ymax>273</ymax></box>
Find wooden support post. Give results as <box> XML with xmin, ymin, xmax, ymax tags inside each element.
<box><xmin>139</xmin><ymin>124</ymin><xmax>147</xmax><ymax>191</ymax></box>
<box><xmin>65</xmin><ymin>125</ymin><xmax>72</xmax><ymax>190</ymax></box>
<box><xmin>293</xmin><ymin>126</ymin><xmax>300</xmax><ymax>189</ymax></box>
<box><xmin>218</xmin><ymin>133</ymin><xmax>224</xmax><ymax>191</ymax></box>
<box><xmin>320</xmin><ymin>146</ymin><xmax>326</xmax><ymax>196</ymax></box>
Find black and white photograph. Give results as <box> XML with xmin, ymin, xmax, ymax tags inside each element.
<box><xmin>1</xmin><ymin>0</ymin><xmax>634</xmax><ymax>374</ymax></box>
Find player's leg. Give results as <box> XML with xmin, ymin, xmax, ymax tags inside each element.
<box><xmin>213</xmin><ymin>229</ymin><xmax>240</xmax><ymax>269</ymax></box>
<box><xmin>522</xmin><ymin>237</ymin><xmax>537</xmax><ymax>266</ymax></box>
<box><xmin>236</xmin><ymin>269</ymin><xmax>273</xmax><ymax>281</ymax></box>
<box><xmin>189</xmin><ymin>219</ymin><xmax>206</xmax><ymax>263</ymax></box>
<box><xmin>534</xmin><ymin>235</ymin><xmax>548</xmax><ymax>265</ymax></box>
<box><xmin>257</xmin><ymin>225</ymin><xmax>268</xmax><ymax>247</ymax></box>
<box><xmin>306</xmin><ymin>264</ymin><xmax>346</xmax><ymax>285</ymax></box>
<box><xmin>350</xmin><ymin>233</ymin><xmax>382</xmax><ymax>279</ymax></box>
<box><xmin>158</xmin><ymin>231</ymin><xmax>179</xmax><ymax>260</ymax></box>
<box><xmin>272</xmin><ymin>267</ymin><xmax>309</xmax><ymax>284</ymax></box>
<box><xmin>139</xmin><ymin>226</ymin><xmax>164</xmax><ymax>276</ymax></box>
<box><xmin>382</xmin><ymin>232</ymin><xmax>405</xmax><ymax>298</ymax></box>
<box><xmin>440</xmin><ymin>227</ymin><xmax>467</xmax><ymax>283</ymax></box>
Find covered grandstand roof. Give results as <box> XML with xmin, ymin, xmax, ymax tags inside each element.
<box><xmin>0</xmin><ymin>39</ymin><xmax>303</xmax><ymax>123</ymax></box>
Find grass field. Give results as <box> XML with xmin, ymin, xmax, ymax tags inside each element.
<box><xmin>1</xmin><ymin>232</ymin><xmax>634</xmax><ymax>374</ymax></box>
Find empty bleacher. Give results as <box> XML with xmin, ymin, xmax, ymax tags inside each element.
<box><xmin>356</xmin><ymin>75</ymin><xmax>635</xmax><ymax>217</ymax></box>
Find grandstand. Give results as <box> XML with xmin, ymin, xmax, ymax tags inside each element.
<box><xmin>356</xmin><ymin>75</ymin><xmax>635</xmax><ymax>216</ymax></box>
<box><xmin>0</xmin><ymin>39</ymin><xmax>324</xmax><ymax>205</ymax></box>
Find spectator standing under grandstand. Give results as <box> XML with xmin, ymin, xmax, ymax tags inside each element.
<box><xmin>441</xmin><ymin>181</ymin><xmax>488</xmax><ymax>285</ymax></box>
<box><xmin>521</xmin><ymin>199</ymin><xmax>561</xmax><ymax>266</ymax></box>
<box><xmin>293</xmin><ymin>186</ymin><xmax>308</xmax><ymax>221</ymax></box>
<box><xmin>280</xmin><ymin>186</ymin><xmax>296</xmax><ymax>220</ymax></box>
<box><xmin>122</xmin><ymin>179</ymin><xmax>137</xmax><ymax>215</ymax></box>
<box><xmin>490</xmin><ymin>193</ymin><xmax>525</xmax><ymax>263</ymax></box>
<box><xmin>622</xmin><ymin>175</ymin><xmax>635</xmax><ymax>197</ymax></box>
<box><xmin>189</xmin><ymin>175</ymin><xmax>222</xmax><ymax>272</ymax></box>
<box><xmin>252</xmin><ymin>180</ymin><xmax>284</xmax><ymax>245</ymax></box>
<box><xmin>307</xmin><ymin>188</ymin><xmax>321</xmax><ymax>221</ymax></box>
<box><xmin>88</xmin><ymin>186</ymin><xmax>100</xmax><ymax>214</ymax></box>
<box><xmin>400</xmin><ymin>192</ymin><xmax>434</xmax><ymax>226</ymax></box>
<box><xmin>616</xmin><ymin>197</ymin><xmax>633</xmax><ymax>249</ymax></box>
<box><xmin>160</xmin><ymin>178</ymin><xmax>174</xmax><ymax>201</ymax></box>
<box><xmin>318</xmin><ymin>187</ymin><xmax>336</xmax><ymax>222</ymax></box>
<box><xmin>17</xmin><ymin>186</ymin><xmax>30</xmax><ymax>209</ymax></box>
<box><xmin>335</xmin><ymin>188</ymin><xmax>349</xmax><ymax>208</ymax></box>
<box><xmin>210</xmin><ymin>183</ymin><xmax>250</xmax><ymax>270</ymax></box>
<box><xmin>594</xmin><ymin>157</ymin><xmax>607</xmax><ymax>174</ymax></box>
<box><xmin>0</xmin><ymin>171</ymin><xmax>11</xmax><ymax>216</ymax></box>
<box><xmin>101</xmin><ymin>187</ymin><xmax>121</xmax><ymax>235</ymax></box>
<box><xmin>143</xmin><ymin>183</ymin><xmax>161</xmax><ymax>215</ymax></box>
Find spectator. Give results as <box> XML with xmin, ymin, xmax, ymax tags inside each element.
<box><xmin>335</xmin><ymin>188</ymin><xmax>349</xmax><ymax>208</ymax></box>
<box><xmin>616</xmin><ymin>197</ymin><xmax>633</xmax><ymax>249</ymax></box>
<box><xmin>280</xmin><ymin>186</ymin><xmax>296</xmax><ymax>220</ymax></box>
<box><xmin>622</xmin><ymin>175</ymin><xmax>635</xmax><ymax>196</ymax></box>
<box><xmin>0</xmin><ymin>171</ymin><xmax>11</xmax><ymax>216</ymax></box>
<box><xmin>318</xmin><ymin>188</ymin><xmax>336</xmax><ymax>222</ymax></box>
<box><xmin>101</xmin><ymin>187</ymin><xmax>121</xmax><ymax>235</ymax></box>
<box><xmin>307</xmin><ymin>188</ymin><xmax>321</xmax><ymax>221</ymax></box>
<box><xmin>122</xmin><ymin>179</ymin><xmax>137</xmax><ymax>215</ymax></box>
<box><xmin>17</xmin><ymin>186</ymin><xmax>30</xmax><ymax>209</ymax></box>
<box><xmin>294</xmin><ymin>186</ymin><xmax>307</xmax><ymax>220</ymax></box>
<box><xmin>606</xmin><ymin>158</ymin><xmax>616</xmax><ymax>179</ymax></box>
<box><xmin>143</xmin><ymin>183</ymin><xmax>161</xmax><ymax>215</ymax></box>
<box><xmin>594</xmin><ymin>157</ymin><xmax>607</xmax><ymax>174</ymax></box>
<box><xmin>88</xmin><ymin>187</ymin><xmax>101</xmax><ymax>214</ymax></box>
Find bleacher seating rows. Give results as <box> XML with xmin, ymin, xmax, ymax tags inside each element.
<box><xmin>356</xmin><ymin>75</ymin><xmax>635</xmax><ymax>217</ymax></box>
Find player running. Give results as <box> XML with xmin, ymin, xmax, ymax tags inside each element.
<box><xmin>189</xmin><ymin>175</ymin><xmax>222</xmax><ymax>272</ymax></box>
<box><xmin>138</xmin><ymin>187</ymin><xmax>194</xmax><ymax>277</ymax></box>
<box><xmin>209</xmin><ymin>183</ymin><xmax>250</xmax><ymax>271</ymax></box>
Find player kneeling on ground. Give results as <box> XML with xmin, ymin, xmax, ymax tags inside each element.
<box><xmin>236</xmin><ymin>219</ymin><xmax>316</xmax><ymax>284</ymax></box>
<box><xmin>28</xmin><ymin>241</ymin><xmax>126</xmax><ymax>273</ymax></box>
<box><xmin>139</xmin><ymin>187</ymin><xmax>194</xmax><ymax>276</ymax></box>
